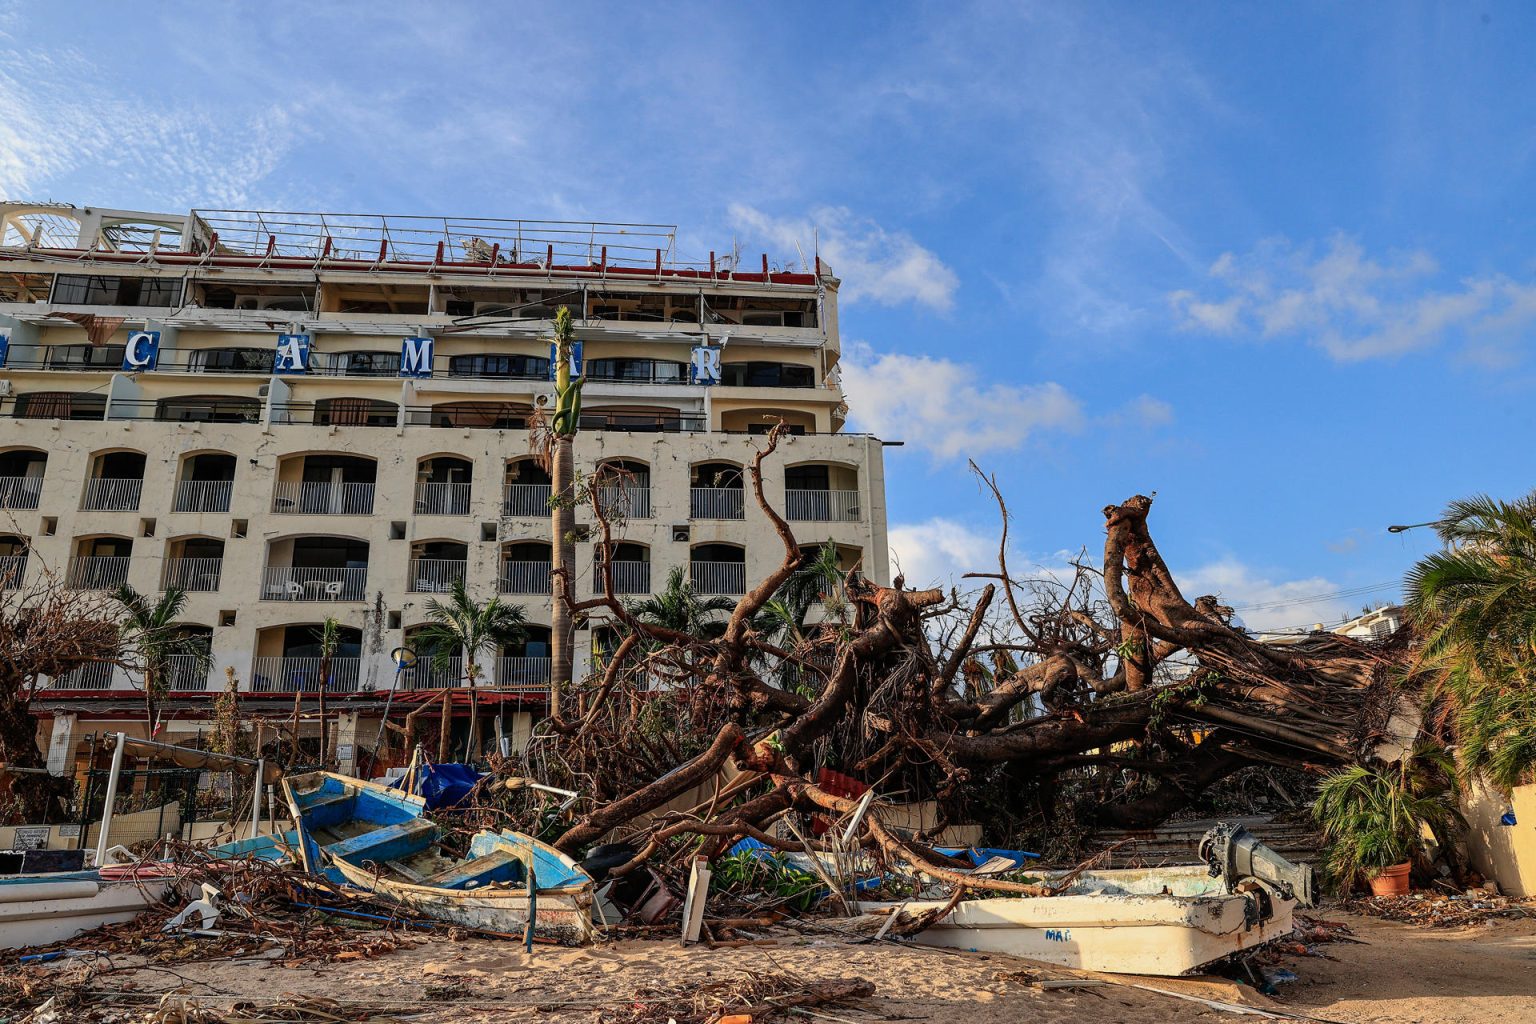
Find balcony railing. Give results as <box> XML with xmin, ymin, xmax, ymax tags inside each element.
<box><xmin>66</xmin><ymin>556</ymin><xmax>131</xmax><ymax>590</ymax></box>
<box><xmin>500</xmin><ymin>560</ymin><xmax>552</xmax><ymax>595</ymax></box>
<box><xmin>503</xmin><ymin>483</ymin><xmax>551</xmax><ymax>517</ymax></box>
<box><xmin>0</xmin><ymin>554</ymin><xmax>26</xmax><ymax>589</ymax></box>
<box><xmin>595</xmin><ymin>484</ymin><xmax>653</xmax><ymax>519</ymax></box>
<box><xmin>162</xmin><ymin>557</ymin><xmax>223</xmax><ymax>592</ymax></box>
<box><xmin>173</xmin><ymin>479</ymin><xmax>233</xmax><ymax>513</ymax></box>
<box><xmin>785</xmin><ymin>488</ymin><xmax>862</xmax><ymax>522</ymax></box>
<box><xmin>415</xmin><ymin>481</ymin><xmax>471</xmax><ymax>515</ymax></box>
<box><xmin>250</xmin><ymin>656</ymin><xmax>361</xmax><ymax>693</ymax></box>
<box><xmin>272</xmin><ymin>481</ymin><xmax>375</xmax><ymax>515</ymax></box>
<box><xmin>260</xmin><ymin>566</ymin><xmax>368</xmax><ymax>601</ymax></box>
<box><xmin>497</xmin><ymin>656</ymin><xmax>552</xmax><ymax>692</ymax></box>
<box><xmin>50</xmin><ymin>661</ymin><xmax>117</xmax><ymax>690</ymax></box>
<box><xmin>0</xmin><ymin>476</ymin><xmax>43</xmax><ymax>510</ymax></box>
<box><xmin>690</xmin><ymin>487</ymin><xmax>744</xmax><ymax>520</ymax></box>
<box><xmin>408</xmin><ymin>558</ymin><xmax>467</xmax><ymax>594</ymax></box>
<box><xmin>691</xmin><ymin>560</ymin><xmax>746</xmax><ymax>595</ymax></box>
<box><xmin>81</xmin><ymin>477</ymin><xmax>144</xmax><ymax>511</ymax></box>
<box><xmin>592</xmin><ymin>560</ymin><xmax>651</xmax><ymax>595</ymax></box>
<box><xmin>404</xmin><ymin>656</ymin><xmax>462</xmax><ymax>691</ymax></box>
<box><xmin>166</xmin><ymin>654</ymin><xmax>212</xmax><ymax>691</ymax></box>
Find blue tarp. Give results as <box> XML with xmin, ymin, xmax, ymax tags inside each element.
<box><xmin>934</xmin><ymin>846</ymin><xmax>1040</xmax><ymax>869</ymax></box>
<box><xmin>388</xmin><ymin>762</ymin><xmax>483</xmax><ymax>809</ymax></box>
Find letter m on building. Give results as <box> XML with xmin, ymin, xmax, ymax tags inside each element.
<box><xmin>400</xmin><ymin>336</ymin><xmax>434</xmax><ymax>378</ymax></box>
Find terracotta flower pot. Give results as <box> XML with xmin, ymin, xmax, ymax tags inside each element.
<box><xmin>1368</xmin><ymin>861</ymin><xmax>1411</xmax><ymax>896</ymax></box>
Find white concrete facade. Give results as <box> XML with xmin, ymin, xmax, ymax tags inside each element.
<box><xmin>0</xmin><ymin>203</ymin><xmax>890</xmax><ymax>752</ymax></box>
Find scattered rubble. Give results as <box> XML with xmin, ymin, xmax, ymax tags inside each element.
<box><xmin>1336</xmin><ymin>889</ymin><xmax>1536</xmax><ymax>927</ymax></box>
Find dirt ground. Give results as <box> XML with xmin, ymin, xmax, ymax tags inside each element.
<box><xmin>36</xmin><ymin>908</ymin><xmax>1536</xmax><ymax>1023</ymax></box>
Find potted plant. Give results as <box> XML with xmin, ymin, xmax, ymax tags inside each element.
<box><xmin>1312</xmin><ymin>742</ymin><xmax>1463</xmax><ymax>896</ymax></box>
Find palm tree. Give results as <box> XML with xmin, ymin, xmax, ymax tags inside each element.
<box><xmin>629</xmin><ymin>565</ymin><xmax>736</xmax><ymax>638</ymax></box>
<box><xmin>414</xmin><ymin>579</ymin><xmax>528</xmax><ymax>761</ymax></box>
<box><xmin>113</xmin><ymin>585</ymin><xmax>209</xmax><ymax>735</ymax></box>
<box><xmin>751</xmin><ymin>542</ymin><xmax>850</xmax><ymax>691</ymax></box>
<box><xmin>1406</xmin><ymin>490</ymin><xmax>1536</xmax><ymax>789</ymax></box>
<box><xmin>548</xmin><ymin>305</ymin><xmax>582</xmax><ymax>718</ymax></box>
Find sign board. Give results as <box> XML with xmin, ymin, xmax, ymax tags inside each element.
<box><xmin>336</xmin><ymin>744</ymin><xmax>355</xmax><ymax>763</ymax></box>
<box><xmin>0</xmin><ymin>331</ymin><xmax>9</xmax><ymax>368</ymax></box>
<box><xmin>58</xmin><ymin>824</ymin><xmax>81</xmax><ymax>839</ymax></box>
<box><xmin>121</xmin><ymin>330</ymin><xmax>161</xmax><ymax>371</ymax></box>
<box><xmin>11</xmin><ymin>826</ymin><xmax>50</xmax><ymax>850</ymax></box>
<box><xmin>548</xmin><ymin>340</ymin><xmax>583</xmax><ymax>380</ymax></box>
<box><xmin>689</xmin><ymin>345</ymin><xmax>721</xmax><ymax>385</ymax></box>
<box><xmin>399</xmin><ymin>336</ymin><xmax>434</xmax><ymax>378</ymax></box>
<box><xmin>273</xmin><ymin>333</ymin><xmax>312</xmax><ymax>374</ymax></box>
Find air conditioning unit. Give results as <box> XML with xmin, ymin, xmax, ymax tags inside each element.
<box><xmin>0</xmin><ymin>380</ymin><xmax>12</xmax><ymax>397</ymax></box>
<box><xmin>671</xmin><ymin>524</ymin><xmax>691</xmax><ymax>543</ymax></box>
<box><xmin>257</xmin><ymin>384</ymin><xmax>271</xmax><ymax>398</ymax></box>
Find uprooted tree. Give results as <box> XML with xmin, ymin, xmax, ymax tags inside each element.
<box><xmin>518</xmin><ymin>425</ymin><xmax>1408</xmax><ymax>883</ymax></box>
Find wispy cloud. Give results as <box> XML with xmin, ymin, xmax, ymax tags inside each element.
<box><xmin>888</xmin><ymin>517</ymin><xmax>999</xmax><ymax>589</ymax></box>
<box><xmin>729</xmin><ymin>205</ymin><xmax>959</xmax><ymax>311</ymax></box>
<box><xmin>0</xmin><ymin>48</ymin><xmax>295</xmax><ymax>206</ymax></box>
<box><xmin>1170</xmin><ymin>234</ymin><xmax>1536</xmax><ymax>363</ymax></box>
<box><xmin>840</xmin><ymin>340</ymin><xmax>1082</xmax><ymax>459</ymax></box>
<box><xmin>1178</xmin><ymin>558</ymin><xmax>1373</xmax><ymax>633</ymax></box>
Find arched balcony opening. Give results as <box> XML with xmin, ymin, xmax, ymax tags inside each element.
<box><xmin>66</xmin><ymin>535</ymin><xmax>132</xmax><ymax>590</ymax></box>
<box><xmin>416</xmin><ymin>456</ymin><xmax>472</xmax><ymax>515</ymax></box>
<box><xmin>251</xmin><ymin>624</ymin><xmax>364</xmax><ymax>694</ymax></box>
<box><xmin>500</xmin><ymin>541</ymin><xmax>552</xmax><ymax>595</ymax></box>
<box><xmin>499</xmin><ymin>626</ymin><xmax>551</xmax><ymax>691</ymax></box>
<box><xmin>784</xmin><ymin>462</ymin><xmax>861</xmax><ymax>522</ymax></box>
<box><xmin>503</xmin><ymin>459</ymin><xmax>552</xmax><ymax>517</ymax></box>
<box><xmin>0</xmin><ymin>449</ymin><xmax>46</xmax><ymax>511</ymax></box>
<box><xmin>167</xmin><ymin>625</ymin><xmax>214</xmax><ymax>692</ymax></box>
<box><xmin>0</xmin><ymin>534</ymin><xmax>28</xmax><ymax>590</ymax></box>
<box><xmin>273</xmin><ymin>454</ymin><xmax>376</xmax><ymax>515</ymax></box>
<box><xmin>401</xmin><ymin>623</ymin><xmax>462</xmax><ymax>691</ymax></box>
<box><xmin>262</xmin><ymin>536</ymin><xmax>369</xmax><ymax>602</ymax></box>
<box><xmin>691</xmin><ymin>543</ymin><xmax>746</xmax><ymax>596</ymax></box>
<box><xmin>408</xmin><ymin>540</ymin><xmax>468</xmax><ymax>594</ymax></box>
<box><xmin>594</xmin><ymin>458</ymin><xmax>653</xmax><ymax>519</ymax></box>
<box><xmin>82</xmin><ymin>450</ymin><xmax>146</xmax><ymax>511</ymax></box>
<box><xmin>690</xmin><ymin>461</ymin><xmax>745</xmax><ymax>520</ymax></box>
<box><xmin>174</xmin><ymin>452</ymin><xmax>236</xmax><ymax>513</ymax></box>
<box><xmin>162</xmin><ymin>536</ymin><xmax>225</xmax><ymax>592</ymax></box>
<box><xmin>593</xmin><ymin>541</ymin><xmax>651</xmax><ymax>595</ymax></box>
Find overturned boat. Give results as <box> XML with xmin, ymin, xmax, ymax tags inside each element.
<box><xmin>856</xmin><ymin>823</ymin><xmax>1313</xmax><ymax>976</ymax></box>
<box><xmin>282</xmin><ymin>771</ymin><xmax>595</xmax><ymax>943</ymax></box>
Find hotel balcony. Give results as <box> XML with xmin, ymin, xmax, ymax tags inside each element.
<box><xmin>592</xmin><ymin>544</ymin><xmax>651</xmax><ymax>595</ymax></box>
<box><xmin>500</xmin><ymin>542</ymin><xmax>552</xmax><ymax>595</ymax></box>
<box><xmin>161</xmin><ymin>556</ymin><xmax>223</xmax><ymax>592</ymax></box>
<box><xmin>66</xmin><ymin>554</ymin><xmax>131</xmax><ymax>590</ymax></box>
<box><xmin>261</xmin><ymin>537</ymin><xmax>369</xmax><ymax>602</ymax></box>
<box><xmin>0</xmin><ymin>552</ymin><xmax>28</xmax><ymax>589</ymax></box>
<box><xmin>272</xmin><ymin>454</ymin><xmax>377</xmax><ymax>515</ymax></box>
<box><xmin>173</xmin><ymin>453</ymin><xmax>237</xmax><ymax>513</ymax></box>
<box><xmin>50</xmin><ymin>661</ymin><xmax>118</xmax><ymax>690</ymax></box>
<box><xmin>691</xmin><ymin>544</ymin><xmax>746</xmax><ymax>595</ymax></box>
<box><xmin>80</xmin><ymin>451</ymin><xmax>147</xmax><ymax>512</ymax></box>
<box><xmin>785</xmin><ymin>488</ymin><xmax>862</xmax><ymax>522</ymax></box>
<box><xmin>249</xmin><ymin>656</ymin><xmax>362</xmax><ymax>693</ymax></box>
<box><xmin>0</xmin><ymin>450</ymin><xmax>46</xmax><ymax>511</ymax></box>
<box><xmin>497</xmin><ymin>656</ymin><xmax>552</xmax><ymax>692</ymax></box>
<box><xmin>415</xmin><ymin>456</ymin><xmax>473</xmax><ymax>515</ymax></box>
<box><xmin>408</xmin><ymin>542</ymin><xmax>468</xmax><ymax>594</ymax></box>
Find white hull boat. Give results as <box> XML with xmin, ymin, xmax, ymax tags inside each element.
<box><xmin>0</xmin><ymin>869</ymin><xmax>172</xmax><ymax>950</ymax></box>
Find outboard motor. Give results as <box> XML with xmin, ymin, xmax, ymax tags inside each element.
<box><xmin>1199</xmin><ymin>822</ymin><xmax>1316</xmax><ymax>908</ymax></box>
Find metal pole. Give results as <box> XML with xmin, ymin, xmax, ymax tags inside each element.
<box><xmin>252</xmin><ymin>759</ymin><xmax>264</xmax><ymax>838</ymax></box>
<box><xmin>94</xmin><ymin>732</ymin><xmax>127</xmax><ymax>867</ymax></box>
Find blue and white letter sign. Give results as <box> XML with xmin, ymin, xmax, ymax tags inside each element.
<box><xmin>122</xmin><ymin>330</ymin><xmax>160</xmax><ymax>371</ymax></box>
<box><xmin>399</xmin><ymin>336</ymin><xmax>434</xmax><ymax>378</ymax></box>
<box><xmin>689</xmin><ymin>345</ymin><xmax>721</xmax><ymax>385</ymax></box>
<box><xmin>274</xmin><ymin>334</ymin><xmax>312</xmax><ymax>374</ymax></box>
<box><xmin>548</xmin><ymin>341</ymin><xmax>583</xmax><ymax>380</ymax></box>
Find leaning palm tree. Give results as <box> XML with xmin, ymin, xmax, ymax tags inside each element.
<box><xmin>113</xmin><ymin>585</ymin><xmax>209</xmax><ymax>736</ymax></box>
<box><xmin>1406</xmin><ymin>490</ymin><xmax>1536</xmax><ymax>789</ymax></box>
<box><xmin>414</xmin><ymin>579</ymin><xmax>528</xmax><ymax>761</ymax></box>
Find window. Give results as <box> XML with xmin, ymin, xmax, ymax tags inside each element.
<box><xmin>720</xmin><ymin>362</ymin><xmax>816</xmax><ymax>388</ymax></box>
<box><xmin>192</xmin><ymin>348</ymin><xmax>270</xmax><ymax>373</ymax></box>
<box><xmin>47</xmin><ymin>345</ymin><xmax>126</xmax><ymax>369</ymax></box>
<box><xmin>587</xmin><ymin>358</ymin><xmax>687</xmax><ymax>384</ymax></box>
<box><xmin>328</xmin><ymin>351</ymin><xmax>401</xmax><ymax>375</ymax></box>
<box><xmin>52</xmin><ymin>274</ymin><xmax>181</xmax><ymax>307</ymax></box>
<box><xmin>448</xmin><ymin>353</ymin><xmax>549</xmax><ymax>379</ymax></box>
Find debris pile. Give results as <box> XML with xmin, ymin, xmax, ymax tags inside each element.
<box><xmin>595</xmin><ymin>972</ymin><xmax>875</xmax><ymax>1024</ymax></box>
<box><xmin>1337</xmin><ymin>889</ymin><xmax>1536</xmax><ymax>927</ymax></box>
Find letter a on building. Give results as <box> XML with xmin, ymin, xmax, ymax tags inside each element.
<box><xmin>274</xmin><ymin>333</ymin><xmax>311</xmax><ymax>374</ymax></box>
<box><xmin>400</xmin><ymin>336</ymin><xmax>434</xmax><ymax>378</ymax></box>
<box><xmin>121</xmin><ymin>331</ymin><xmax>161</xmax><ymax>371</ymax></box>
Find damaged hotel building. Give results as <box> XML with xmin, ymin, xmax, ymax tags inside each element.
<box><xmin>0</xmin><ymin>203</ymin><xmax>891</xmax><ymax>773</ymax></box>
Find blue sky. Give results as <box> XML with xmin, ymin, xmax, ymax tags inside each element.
<box><xmin>4</xmin><ymin>1</ymin><xmax>1532</xmax><ymax>630</ymax></box>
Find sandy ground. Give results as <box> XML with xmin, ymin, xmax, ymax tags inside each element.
<box><xmin>49</xmin><ymin>910</ymin><xmax>1536</xmax><ymax>1023</ymax></box>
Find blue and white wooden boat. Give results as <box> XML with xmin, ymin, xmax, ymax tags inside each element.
<box><xmin>0</xmin><ymin>868</ymin><xmax>172</xmax><ymax>950</ymax></box>
<box><xmin>280</xmin><ymin>771</ymin><xmax>594</xmax><ymax>943</ymax></box>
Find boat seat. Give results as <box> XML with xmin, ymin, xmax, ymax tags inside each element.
<box><xmin>423</xmin><ymin>849</ymin><xmax>522</xmax><ymax>889</ymax></box>
<box><xmin>325</xmin><ymin>819</ymin><xmax>437</xmax><ymax>862</ymax></box>
<box><xmin>299</xmin><ymin>790</ymin><xmax>355</xmax><ymax>813</ymax></box>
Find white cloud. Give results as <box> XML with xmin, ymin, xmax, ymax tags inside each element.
<box><xmin>0</xmin><ymin>49</ymin><xmax>294</xmax><ymax>206</ymax></box>
<box><xmin>840</xmin><ymin>341</ymin><xmax>1083</xmax><ymax>459</ymax></box>
<box><xmin>1177</xmin><ymin>558</ymin><xmax>1366</xmax><ymax>634</ymax></box>
<box><xmin>728</xmin><ymin>204</ymin><xmax>959</xmax><ymax>311</ymax></box>
<box><xmin>1170</xmin><ymin>234</ymin><xmax>1536</xmax><ymax>362</ymax></box>
<box><xmin>1107</xmin><ymin>394</ymin><xmax>1174</xmax><ymax>430</ymax></box>
<box><xmin>888</xmin><ymin>518</ymin><xmax>997</xmax><ymax>590</ymax></box>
